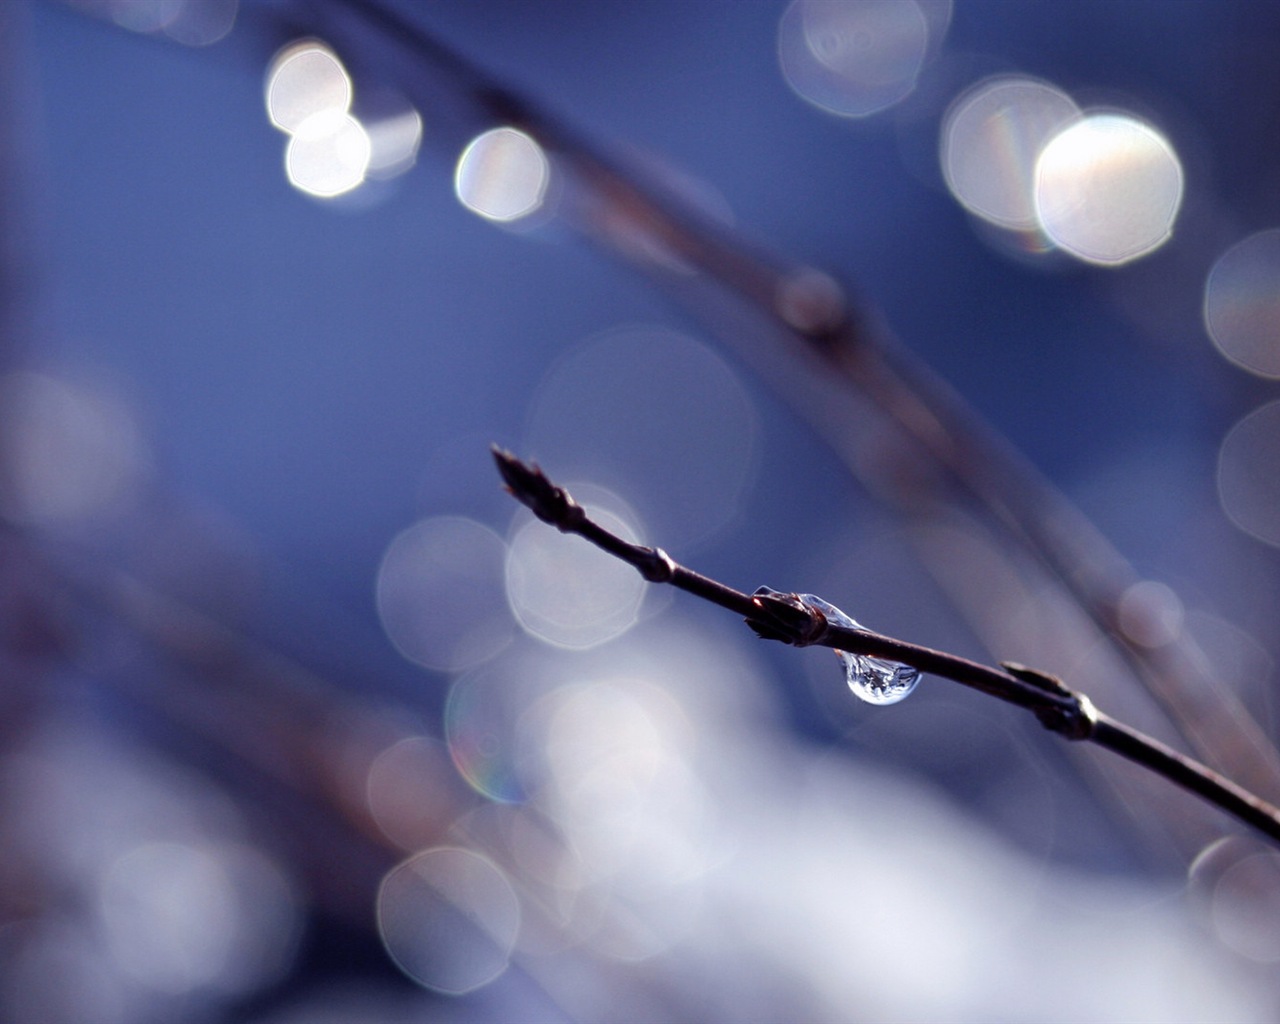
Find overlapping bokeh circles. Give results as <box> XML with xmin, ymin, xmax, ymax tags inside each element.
<box><xmin>778</xmin><ymin>0</ymin><xmax>950</xmax><ymax>118</ymax></box>
<box><xmin>1033</xmin><ymin>113</ymin><xmax>1183</xmax><ymax>266</ymax></box>
<box><xmin>265</xmin><ymin>39</ymin><xmax>420</xmax><ymax>198</ymax></box>
<box><xmin>504</xmin><ymin>486</ymin><xmax>647</xmax><ymax>650</ymax></box>
<box><xmin>444</xmin><ymin>651</ymin><xmax>538</xmax><ymax>804</ymax></box>
<box><xmin>941</xmin><ymin>76</ymin><xmax>1080</xmax><ymax>233</ymax></box>
<box><xmin>522</xmin><ymin>327</ymin><xmax>757</xmax><ymax>552</ymax></box>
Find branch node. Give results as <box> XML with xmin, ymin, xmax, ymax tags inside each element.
<box><xmin>637</xmin><ymin>547</ymin><xmax>676</xmax><ymax>583</ymax></box>
<box><xmin>1001</xmin><ymin>662</ymin><xmax>1096</xmax><ymax>740</ymax></box>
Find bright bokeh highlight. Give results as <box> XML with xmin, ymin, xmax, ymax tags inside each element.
<box><xmin>455</xmin><ymin>632</ymin><xmax>747</xmax><ymax>962</ymax></box>
<box><xmin>941</xmin><ymin>76</ymin><xmax>1080</xmax><ymax>232</ymax></box>
<box><xmin>266</xmin><ymin>41</ymin><xmax>372</xmax><ymax>198</ymax></box>
<box><xmin>1218</xmin><ymin>401</ymin><xmax>1280</xmax><ymax>548</ymax></box>
<box><xmin>284</xmin><ymin>113</ymin><xmax>372</xmax><ymax>198</ymax></box>
<box><xmin>1204</xmin><ymin>229</ymin><xmax>1280</xmax><ymax>378</ymax></box>
<box><xmin>533</xmin><ymin>676</ymin><xmax>712</xmax><ymax>895</ymax></box>
<box><xmin>455</xmin><ymin>127</ymin><xmax>551</xmax><ymax>222</ymax></box>
<box><xmin>377</xmin><ymin>848</ymin><xmax>521</xmax><ymax>994</ymax></box>
<box><xmin>266</xmin><ymin>43</ymin><xmax>351</xmax><ymax>134</ymax></box>
<box><xmin>778</xmin><ymin>0</ymin><xmax>944</xmax><ymax>118</ymax></box>
<box><xmin>1034</xmin><ymin>113</ymin><xmax>1183</xmax><ymax>265</ymax></box>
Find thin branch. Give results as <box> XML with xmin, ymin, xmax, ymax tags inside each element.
<box><xmin>494</xmin><ymin>446</ymin><xmax>1280</xmax><ymax>847</ymax></box>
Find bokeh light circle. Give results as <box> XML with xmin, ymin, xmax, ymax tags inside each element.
<box><xmin>455</xmin><ymin>127</ymin><xmax>551</xmax><ymax>223</ymax></box>
<box><xmin>98</xmin><ymin>841</ymin><xmax>299</xmax><ymax>996</ymax></box>
<box><xmin>531</xmin><ymin>675</ymin><xmax>712</xmax><ymax>894</ymax></box>
<box><xmin>111</xmin><ymin>0</ymin><xmax>239</xmax><ymax>46</ymax></box>
<box><xmin>266</xmin><ymin>42</ymin><xmax>351</xmax><ymax>134</ymax></box>
<box><xmin>778</xmin><ymin>0</ymin><xmax>934</xmax><ymax>118</ymax></box>
<box><xmin>108</xmin><ymin>0</ymin><xmax>185</xmax><ymax>36</ymax></box>
<box><xmin>366</xmin><ymin>736</ymin><xmax>467</xmax><ymax>850</ymax></box>
<box><xmin>365</xmin><ymin>107</ymin><xmax>423</xmax><ymax>181</ymax></box>
<box><xmin>1116</xmin><ymin>580</ymin><xmax>1184</xmax><ymax>649</ymax></box>
<box><xmin>284</xmin><ymin>112</ymin><xmax>371</xmax><ymax>198</ymax></box>
<box><xmin>1189</xmin><ymin>837</ymin><xmax>1280</xmax><ymax>964</ymax></box>
<box><xmin>163</xmin><ymin>0</ymin><xmax>238</xmax><ymax>47</ymax></box>
<box><xmin>523</xmin><ymin>327</ymin><xmax>757</xmax><ymax>549</ymax></box>
<box><xmin>505</xmin><ymin>490</ymin><xmax>645</xmax><ymax>650</ymax></box>
<box><xmin>266</xmin><ymin>40</ymin><xmax>373</xmax><ymax>198</ymax></box>
<box><xmin>445</xmin><ymin>658</ymin><xmax>534</xmax><ymax>804</ymax></box>
<box><xmin>376</xmin><ymin>516</ymin><xmax>513</xmax><ymax>673</ymax></box>
<box><xmin>1210</xmin><ymin>852</ymin><xmax>1280</xmax><ymax>962</ymax></box>
<box><xmin>377</xmin><ymin>847</ymin><xmax>521</xmax><ymax>994</ymax></box>
<box><xmin>1204</xmin><ymin>229</ymin><xmax>1280</xmax><ymax>378</ymax></box>
<box><xmin>1034</xmin><ymin>113</ymin><xmax>1183</xmax><ymax>265</ymax></box>
<box><xmin>1218</xmin><ymin>401</ymin><xmax>1280</xmax><ymax>548</ymax></box>
<box><xmin>0</xmin><ymin>371</ymin><xmax>149</xmax><ymax>526</ymax></box>
<box><xmin>940</xmin><ymin>75</ymin><xmax>1080</xmax><ymax>231</ymax></box>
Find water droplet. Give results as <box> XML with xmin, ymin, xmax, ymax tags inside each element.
<box><xmin>798</xmin><ymin>594</ymin><xmax>920</xmax><ymax>705</ymax></box>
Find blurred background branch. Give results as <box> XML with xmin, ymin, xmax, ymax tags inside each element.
<box><xmin>6</xmin><ymin>1</ymin><xmax>1280</xmax><ymax>1021</ymax></box>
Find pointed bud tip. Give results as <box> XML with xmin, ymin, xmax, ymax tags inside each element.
<box><xmin>490</xmin><ymin>445</ymin><xmax>538</xmax><ymax>498</ymax></box>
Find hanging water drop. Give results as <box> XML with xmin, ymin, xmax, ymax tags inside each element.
<box><xmin>798</xmin><ymin>594</ymin><xmax>921</xmax><ymax>705</ymax></box>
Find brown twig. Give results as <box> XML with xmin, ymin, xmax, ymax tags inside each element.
<box><xmin>494</xmin><ymin>446</ymin><xmax>1280</xmax><ymax>847</ymax></box>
